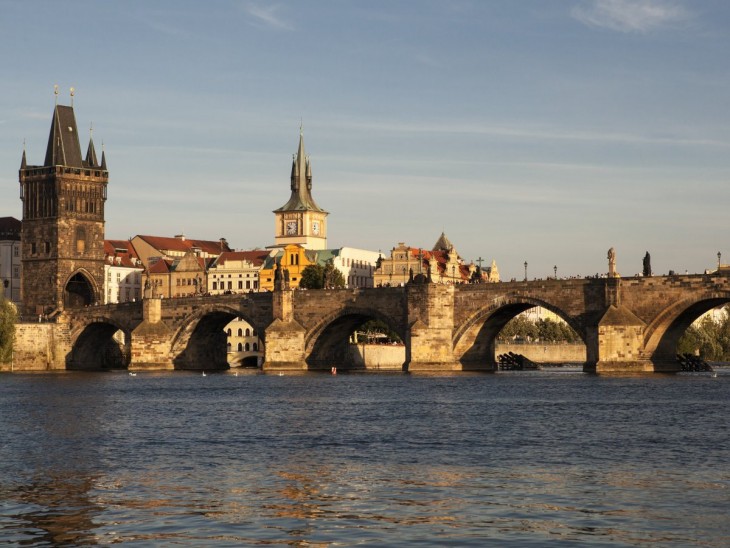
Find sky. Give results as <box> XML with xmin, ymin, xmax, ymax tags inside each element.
<box><xmin>1</xmin><ymin>0</ymin><xmax>729</xmax><ymax>280</ymax></box>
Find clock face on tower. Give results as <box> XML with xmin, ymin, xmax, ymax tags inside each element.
<box><xmin>286</xmin><ymin>221</ymin><xmax>298</xmax><ymax>235</ymax></box>
<box><xmin>312</xmin><ymin>221</ymin><xmax>320</xmax><ymax>235</ymax></box>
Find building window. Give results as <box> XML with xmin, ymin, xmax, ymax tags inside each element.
<box><xmin>244</xmin><ymin>343</ymin><xmax>250</xmax><ymax>352</ymax></box>
<box><xmin>212</xmin><ymin>282</ymin><xmax>217</xmax><ymax>290</ymax></box>
<box><xmin>237</xmin><ymin>343</ymin><xmax>243</xmax><ymax>352</ymax></box>
<box><xmin>253</xmin><ymin>343</ymin><xmax>258</xmax><ymax>351</ymax></box>
<box><xmin>237</xmin><ymin>328</ymin><xmax>243</xmax><ymax>337</ymax></box>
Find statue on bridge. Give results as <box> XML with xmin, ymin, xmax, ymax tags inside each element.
<box><xmin>643</xmin><ymin>252</ymin><xmax>652</xmax><ymax>277</ymax></box>
<box><xmin>608</xmin><ymin>247</ymin><xmax>618</xmax><ymax>278</ymax></box>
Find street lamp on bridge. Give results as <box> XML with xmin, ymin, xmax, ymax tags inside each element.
<box><xmin>554</xmin><ymin>265</ymin><xmax>557</xmax><ymax>279</ymax></box>
<box><xmin>718</xmin><ymin>251</ymin><xmax>722</xmax><ymax>271</ymax></box>
<box><xmin>524</xmin><ymin>261</ymin><xmax>528</xmax><ymax>281</ymax></box>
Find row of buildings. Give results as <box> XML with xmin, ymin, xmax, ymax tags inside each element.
<box><xmin>1</xmin><ymin>99</ymin><xmax>500</xmax><ymax>365</ymax></box>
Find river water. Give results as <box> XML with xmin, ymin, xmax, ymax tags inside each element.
<box><xmin>0</xmin><ymin>369</ymin><xmax>728</xmax><ymax>547</ymax></box>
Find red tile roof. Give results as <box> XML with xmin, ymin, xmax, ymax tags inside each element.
<box><xmin>136</xmin><ymin>235</ymin><xmax>231</xmax><ymax>256</ymax></box>
<box><xmin>215</xmin><ymin>250</ymin><xmax>270</xmax><ymax>267</ymax></box>
<box><xmin>147</xmin><ymin>259</ymin><xmax>173</xmax><ymax>274</ymax></box>
<box><xmin>104</xmin><ymin>240</ymin><xmax>142</xmax><ymax>268</ymax></box>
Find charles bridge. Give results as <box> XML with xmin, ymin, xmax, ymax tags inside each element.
<box><xmin>11</xmin><ymin>271</ymin><xmax>730</xmax><ymax>373</ymax></box>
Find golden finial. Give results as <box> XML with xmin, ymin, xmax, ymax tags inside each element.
<box><xmin>70</xmin><ymin>87</ymin><xmax>75</xmax><ymax>106</ymax></box>
<box><xmin>54</xmin><ymin>84</ymin><xmax>59</xmax><ymax>105</ymax></box>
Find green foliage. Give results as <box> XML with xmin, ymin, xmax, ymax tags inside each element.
<box><xmin>498</xmin><ymin>316</ymin><xmax>579</xmax><ymax>343</ymax></box>
<box><xmin>323</xmin><ymin>260</ymin><xmax>346</xmax><ymax>289</ymax></box>
<box><xmin>359</xmin><ymin>319</ymin><xmax>402</xmax><ymax>344</ymax></box>
<box><xmin>677</xmin><ymin>310</ymin><xmax>730</xmax><ymax>361</ymax></box>
<box><xmin>299</xmin><ymin>264</ymin><xmax>325</xmax><ymax>289</ymax></box>
<box><xmin>0</xmin><ymin>298</ymin><xmax>17</xmax><ymax>363</ymax></box>
<box><xmin>299</xmin><ymin>261</ymin><xmax>346</xmax><ymax>290</ymax></box>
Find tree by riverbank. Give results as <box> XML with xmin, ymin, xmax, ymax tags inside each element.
<box><xmin>0</xmin><ymin>297</ymin><xmax>17</xmax><ymax>363</ymax></box>
<box><xmin>498</xmin><ymin>316</ymin><xmax>580</xmax><ymax>343</ymax></box>
<box><xmin>678</xmin><ymin>310</ymin><xmax>730</xmax><ymax>361</ymax></box>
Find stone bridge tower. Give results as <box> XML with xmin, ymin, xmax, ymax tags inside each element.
<box><xmin>18</xmin><ymin>95</ymin><xmax>108</xmax><ymax>316</ymax></box>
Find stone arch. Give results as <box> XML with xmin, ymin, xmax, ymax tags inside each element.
<box><xmin>452</xmin><ymin>295</ymin><xmax>584</xmax><ymax>369</ymax></box>
<box><xmin>642</xmin><ymin>293</ymin><xmax>730</xmax><ymax>367</ymax></box>
<box><xmin>63</xmin><ymin>269</ymin><xmax>99</xmax><ymax>309</ymax></box>
<box><xmin>67</xmin><ymin>319</ymin><xmax>131</xmax><ymax>370</ymax></box>
<box><xmin>304</xmin><ymin>307</ymin><xmax>406</xmax><ymax>370</ymax></box>
<box><xmin>169</xmin><ymin>304</ymin><xmax>264</xmax><ymax>370</ymax></box>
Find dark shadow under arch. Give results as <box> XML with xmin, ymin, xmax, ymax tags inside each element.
<box><xmin>306</xmin><ymin>310</ymin><xmax>406</xmax><ymax>370</ymax></box>
<box><xmin>67</xmin><ymin>322</ymin><xmax>130</xmax><ymax>370</ymax></box>
<box><xmin>645</xmin><ymin>297</ymin><xmax>730</xmax><ymax>368</ymax></box>
<box><xmin>171</xmin><ymin>309</ymin><xmax>264</xmax><ymax>371</ymax></box>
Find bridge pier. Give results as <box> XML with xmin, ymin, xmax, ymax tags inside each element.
<box><xmin>593</xmin><ymin>304</ymin><xmax>653</xmax><ymax>373</ymax></box>
<box><xmin>405</xmin><ymin>284</ymin><xmax>462</xmax><ymax>371</ymax></box>
<box><xmin>130</xmin><ymin>297</ymin><xmax>174</xmax><ymax>370</ymax></box>
<box><xmin>263</xmin><ymin>289</ymin><xmax>308</xmax><ymax>371</ymax></box>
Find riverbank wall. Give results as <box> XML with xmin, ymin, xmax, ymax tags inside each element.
<box><xmin>495</xmin><ymin>342</ymin><xmax>586</xmax><ymax>363</ymax></box>
<box><xmin>347</xmin><ymin>343</ymin><xmax>405</xmax><ymax>370</ymax></box>
<box><xmin>1</xmin><ymin>323</ymin><xmax>70</xmax><ymax>371</ymax></box>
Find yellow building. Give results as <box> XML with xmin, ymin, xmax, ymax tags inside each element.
<box><xmin>258</xmin><ymin>244</ymin><xmax>317</xmax><ymax>291</ymax></box>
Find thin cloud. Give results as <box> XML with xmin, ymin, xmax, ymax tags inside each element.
<box><xmin>571</xmin><ymin>0</ymin><xmax>689</xmax><ymax>33</ymax></box>
<box><xmin>330</xmin><ymin>119</ymin><xmax>730</xmax><ymax>149</ymax></box>
<box><xmin>244</xmin><ymin>2</ymin><xmax>293</xmax><ymax>30</ymax></box>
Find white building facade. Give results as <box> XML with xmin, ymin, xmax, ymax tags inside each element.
<box><xmin>0</xmin><ymin>217</ymin><xmax>22</xmax><ymax>306</ymax></box>
<box><xmin>207</xmin><ymin>251</ymin><xmax>271</xmax><ymax>295</ymax></box>
<box><xmin>330</xmin><ymin>247</ymin><xmax>381</xmax><ymax>288</ymax></box>
<box><xmin>104</xmin><ymin>240</ymin><xmax>144</xmax><ymax>304</ymax></box>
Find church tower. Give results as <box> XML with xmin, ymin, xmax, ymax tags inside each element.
<box><xmin>273</xmin><ymin>128</ymin><xmax>328</xmax><ymax>250</ymax></box>
<box><xmin>18</xmin><ymin>93</ymin><xmax>108</xmax><ymax>315</ymax></box>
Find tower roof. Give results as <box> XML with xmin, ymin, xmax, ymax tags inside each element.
<box><xmin>44</xmin><ymin>105</ymin><xmax>84</xmax><ymax>168</ymax></box>
<box><xmin>85</xmin><ymin>123</ymin><xmax>99</xmax><ymax>168</ymax></box>
<box><xmin>274</xmin><ymin>130</ymin><xmax>327</xmax><ymax>213</ymax></box>
<box><xmin>433</xmin><ymin>231</ymin><xmax>454</xmax><ymax>252</ymax></box>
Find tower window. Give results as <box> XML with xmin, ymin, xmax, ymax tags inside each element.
<box><xmin>76</xmin><ymin>227</ymin><xmax>86</xmax><ymax>254</ymax></box>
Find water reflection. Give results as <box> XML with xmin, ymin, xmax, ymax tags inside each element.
<box><xmin>0</xmin><ymin>371</ymin><xmax>728</xmax><ymax>546</ymax></box>
<box><xmin>2</xmin><ymin>473</ymin><xmax>102</xmax><ymax>545</ymax></box>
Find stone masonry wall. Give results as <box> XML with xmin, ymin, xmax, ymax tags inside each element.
<box><xmin>3</xmin><ymin>322</ymin><xmax>71</xmax><ymax>371</ymax></box>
